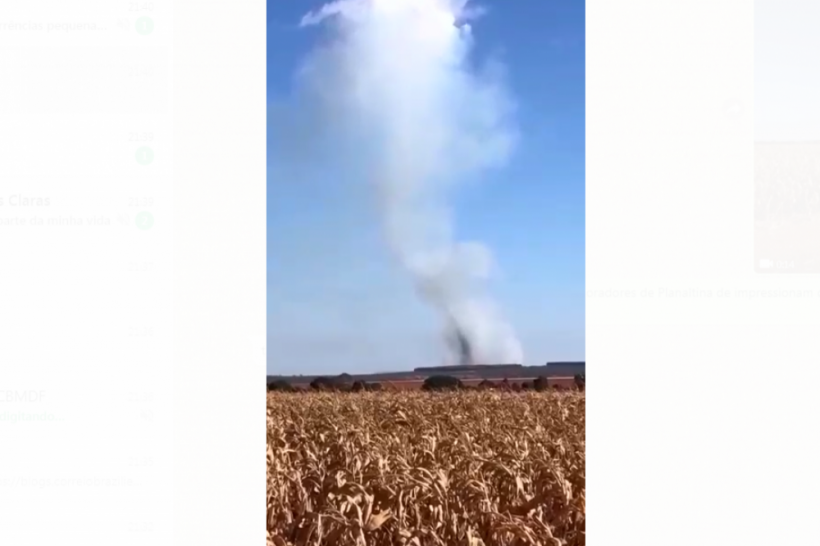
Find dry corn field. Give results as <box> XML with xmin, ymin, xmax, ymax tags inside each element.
<box><xmin>267</xmin><ymin>391</ymin><xmax>585</xmax><ymax>546</ymax></box>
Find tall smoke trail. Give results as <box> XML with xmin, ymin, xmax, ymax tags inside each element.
<box><xmin>298</xmin><ymin>0</ymin><xmax>523</xmax><ymax>364</ymax></box>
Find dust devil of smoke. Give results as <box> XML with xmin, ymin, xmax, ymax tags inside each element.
<box><xmin>454</xmin><ymin>325</ymin><xmax>473</xmax><ymax>366</ymax></box>
<box><xmin>299</xmin><ymin>0</ymin><xmax>524</xmax><ymax>365</ymax></box>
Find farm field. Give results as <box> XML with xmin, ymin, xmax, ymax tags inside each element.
<box><xmin>267</xmin><ymin>391</ymin><xmax>585</xmax><ymax>546</ymax></box>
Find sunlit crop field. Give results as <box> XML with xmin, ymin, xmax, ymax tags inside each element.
<box><xmin>267</xmin><ymin>391</ymin><xmax>585</xmax><ymax>546</ymax></box>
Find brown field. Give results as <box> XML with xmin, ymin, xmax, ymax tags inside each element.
<box><xmin>267</xmin><ymin>391</ymin><xmax>585</xmax><ymax>546</ymax></box>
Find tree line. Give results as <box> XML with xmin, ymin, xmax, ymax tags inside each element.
<box><xmin>267</xmin><ymin>373</ymin><xmax>585</xmax><ymax>393</ymax></box>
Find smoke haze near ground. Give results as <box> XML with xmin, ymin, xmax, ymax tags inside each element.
<box><xmin>286</xmin><ymin>0</ymin><xmax>523</xmax><ymax>365</ymax></box>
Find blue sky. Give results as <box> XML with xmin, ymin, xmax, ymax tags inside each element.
<box><xmin>267</xmin><ymin>0</ymin><xmax>584</xmax><ymax>376</ymax></box>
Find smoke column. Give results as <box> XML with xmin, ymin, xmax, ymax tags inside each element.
<box><xmin>298</xmin><ymin>0</ymin><xmax>523</xmax><ymax>365</ymax></box>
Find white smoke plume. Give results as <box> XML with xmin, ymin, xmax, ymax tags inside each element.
<box><xmin>296</xmin><ymin>0</ymin><xmax>523</xmax><ymax>365</ymax></box>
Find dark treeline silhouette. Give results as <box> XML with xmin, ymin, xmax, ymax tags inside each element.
<box><xmin>268</xmin><ymin>362</ymin><xmax>583</xmax><ymax>387</ymax></box>
<box><xmin>574</xmin><ymin>373</ymin><xmax>585</xmax><ymax>391</ymax></box>
<box><xmin>265</xmin><ymin>374</ymin><xmax>383</xmax><ymax>393</ymax></box>
<box><xmin>266</xmin><ymin>379</ymin><xmax>296</xmax><ymax>392</ymax></box>
<box><xmin>268</xmin><ymin>373</ymin><xmax>584</xmax><ymax>393</ymax></box>
<box><xmin>421</xmin><ymin>375</ymin><xmax>463</xmax><ymax>391</ymax></box>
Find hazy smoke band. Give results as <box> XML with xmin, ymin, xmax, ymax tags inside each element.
<box><xmin>299</xmin><ymin>0</ymin><xmax>523</xmax><ymax>364</ymax></box>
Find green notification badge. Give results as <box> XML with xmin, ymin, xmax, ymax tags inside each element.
<box><xmin>136</xmin><ymin>17</ymin><xmax>154</xmax><ymax>36</ymax></box>
<box><xmin>135</xmin><ymin>212</ymin><xmax>154</xmax><ymax>230</ymax></box>
<box><xmin>136</xmin><ymin>147</ymin><xmax>154</xmax><ymax>165</ymax></box>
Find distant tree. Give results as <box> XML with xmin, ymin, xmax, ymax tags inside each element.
<box><xmin>351</xmin><ymin>380</ymin><xmax>366</xmax><ymax>392</ymax></box>
<box><xmin>533</xmin><ymin>376</ymin><xmax>549</xmax><ymax>392</ymax></box>
<box><xmin>331</xmin><ymin>373</ymin><xmax>354</xmax><ymax>392</ymax></box>
<box><xmin>310</xmin><ymin>376</ymin><xmax>337</xmax><ymax>391</ymax></box>
<box><xmin>421</xmin><ymin>375</ymin><xmax>463</xmax><ymax>391</ymax></box>
<box><xmin>512</xmin><ymin>382</ymin><xmax>522</xmax><ymax>392</ymax></box>
<box><xmin>500</xmin><ymin>378</ymin><xmax>511</xmax><ymax>391</ymax></box>
<box><xmin>478</xmin><ymin>379</ymin><xmax>496</xmax><ymax>390</ymax></box>
<box><xmin>267</xmin><ymin>379</ymin><xmax>294</xmax><ymax>392</ymax></box>
<box><xmin>521</xmin><ymin>381</ymin><xmax>533</xmax><ymax>391</ymax></box>
<box><xmin>574</xmin><ymin>374</ymin><xmax>586</xmax><ymax>390</ymax></box>
<box><xmin>366</xmin><ymin>382</ymin><xmax>382</xmax><ymax>392</ymax></box>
